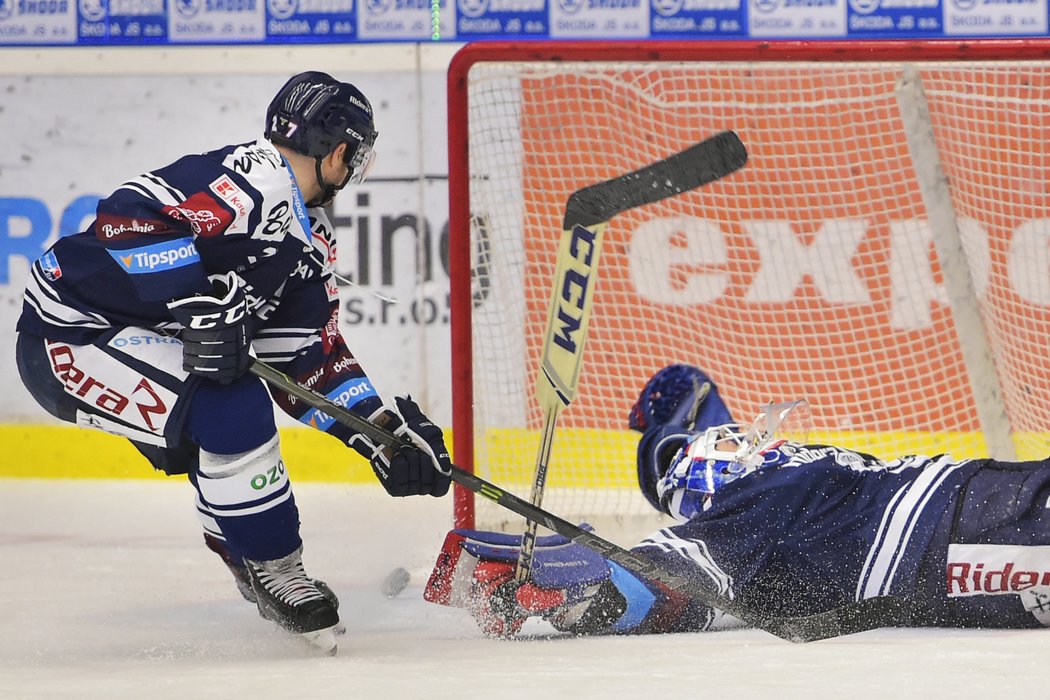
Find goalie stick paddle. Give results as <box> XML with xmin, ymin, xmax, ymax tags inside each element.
<box><xmin>248</xmin><ymin>359</ymin><xmax>908</xmax><ymax>643</ymax></box>
<box><xmin>518</xmin><ymin>130</ymin><xmax>750</xmax><ymax>583</ymax></box>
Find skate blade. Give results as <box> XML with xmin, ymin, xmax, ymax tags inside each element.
<box><xmin>302</xmin><ymin>625</ymin><xmax>339</xmax><ymax>656</ymax></box>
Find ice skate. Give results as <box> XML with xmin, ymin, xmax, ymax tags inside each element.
<box><xmin>246</xmin><ymin>548</ymin><xmax>341</xmax><ymax>655</ymax></box>
<box><xmin>205</xmin><ymin>533</ymin><xmax>341</xmax><ymax>612</ymax></box>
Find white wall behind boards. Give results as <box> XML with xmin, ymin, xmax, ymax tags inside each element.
<box><xmin>0</xmin><ymin>44</ymin><xmax>462</xmax><ymax>426</ymax></box>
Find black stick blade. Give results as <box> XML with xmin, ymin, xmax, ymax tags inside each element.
<box><xmin>564</xmin><ymin>130</ymin><xmax>749</xmax><ymax>229</ymax></box>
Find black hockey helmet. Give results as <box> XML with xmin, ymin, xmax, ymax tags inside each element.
<box><xmin>265</xmin><ymin>71</ymin><xmax>378</xmax><ymax>185</ymax></box>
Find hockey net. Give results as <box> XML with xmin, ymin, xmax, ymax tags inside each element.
<box><xmin>447</xmin><ymin>40</ymin><xmax>1050</xmax><ymax>540</ymax></box>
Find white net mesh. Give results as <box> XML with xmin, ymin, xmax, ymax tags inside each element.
<box><xmin>455</xmin><ymin>52</ymin><xmax>1050</xmax><ymax>540</ymax></box>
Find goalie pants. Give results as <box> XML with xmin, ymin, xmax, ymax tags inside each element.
<box><xmin>15</xmin><ymin>329</ymin><xmax>302</xmax><ymax>562</ymax></box>
<box><xmin>912</xmin><ymin>458</ymin><xmax>1050</xmax><ymax>629</ymax></box>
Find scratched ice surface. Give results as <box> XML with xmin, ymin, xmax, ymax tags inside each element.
<box><xmin>1</xmin><ymin>479</ymin><xmax>1047</xmax><ymax>700</ymax></box>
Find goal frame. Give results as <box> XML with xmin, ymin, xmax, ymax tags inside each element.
<box><xmin>447</xmin><ymin>38</ymin><xmax>1050</xmax><ymax>529</ymax></box>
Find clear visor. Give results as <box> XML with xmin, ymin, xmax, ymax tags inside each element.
<box><xmin>345</xmin><ymin>133</ymin><xmax>377</xmax><ymax>185</ymax></box>
<box><xmin>739</xmin><ymin>400</ymin><xmax>811</xmax><ymax>457</ymax></box>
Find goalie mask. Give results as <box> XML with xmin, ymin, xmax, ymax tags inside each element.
<box><xmin>653</xmin><ymin>425</ymin><xmax>786</xmax><ymax>521</ymax></box>
<box><xmin>630</xmin><ymin>364</ymin><xmax>735</xmax><ymax>512</ymax></box>
<box><xmin>655</xmin><ymin>400</ymin><xmax>810</xmax><ymax>521</ymax></box>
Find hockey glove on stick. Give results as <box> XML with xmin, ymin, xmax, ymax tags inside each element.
<box><xmin>424</xmin><ymin>528</ymin><xmax>634</xmax><ymax>638</ymax></box>
<box><xmin>352</xmin><ymin>395</ymin><xmax>452</xmax><ymax>497</ymax></box>
<box><xmin>167</xmin><ymin>271</ymin><xmax>252</xmax><ymax>385</ymax></box>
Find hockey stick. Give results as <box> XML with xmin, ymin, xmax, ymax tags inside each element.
<box><xmin>518</xmin><ymin>131</ymin><xmax>750</xmax><ymax>583</ymax></box>
<box><xmin>248</xmin><ymin>358</ymin><xmax>907</xmax><ymax>642</ymax></box>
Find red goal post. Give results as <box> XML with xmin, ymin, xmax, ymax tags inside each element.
<box><xmin>447</xmin><ymin>39</ymin><xmax>1050</xmax><ymax>536</ymax></box>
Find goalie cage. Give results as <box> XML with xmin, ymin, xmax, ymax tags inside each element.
<box><xmin>447</xmin><ymin>39</ymin><xmax>1050</xmax><ymax>542</ymax></box>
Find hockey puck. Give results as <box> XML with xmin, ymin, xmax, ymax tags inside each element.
<box><xmin>382</xmin><ymin>566</ymin><xmax>411</xmax><ymax>598</ymax></box>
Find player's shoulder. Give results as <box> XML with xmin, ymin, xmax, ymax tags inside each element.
<box><xmin>183</xmin><ymin>138</ymin><xmax>294</xmax><ymax>213</ymax></box>
<box><xmin>195</xmin><ymin>139</ymin><xmax>286</xmax><ymax>187</ymax></box>
<box><xmin>141</xmin><ymin>141</ymin><xmax>265</xmax><ymax>193</ymax></box>
<box><xmin>778</xmin><ymin>443</ymin><xmax>884</xmax><ymax>472</ymax></box>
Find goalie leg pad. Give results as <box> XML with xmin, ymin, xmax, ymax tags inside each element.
<box><xmin>424</xmin><ymin>531</ymin><xmax>476</xmax><ymax>607</ymax></box>
<box><xmin>469</xmin><ymin>561</ymin><xmax>527</xmax><ymax>638</ymax></box>
<box><xmin>425</xmin><ymin>528</ymin><xmax>643</xmax><ymax>636</ymax></box>
<box><xmin>426</xmin><ymin>528</ymin><xmax>612</xmax><ymax>597</ymax></box>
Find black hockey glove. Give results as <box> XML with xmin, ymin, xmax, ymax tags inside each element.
<box><xmin>167</xmin><ymin>271</ymin><xmax>252</xmax><ymax>385</ymax></box>
<box><xmin>361</xmin><ymin>395</ymin><xmax>452</xmax><ymax>498</ymax></box>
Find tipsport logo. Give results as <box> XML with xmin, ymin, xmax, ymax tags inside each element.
<box><xmin>301</xmin><ymin>378</ymin><xmax>378</xmax><ymax>431</ymax></box>
<box><xmin>107</xmin><ymin>237</ymin><xmax>201</xmax><ymax>274</ymax></box>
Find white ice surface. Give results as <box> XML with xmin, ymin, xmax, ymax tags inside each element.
<box><xmin>2</xmin><ymin>479</ymin><xmax>1049</xmax><ymax>700</ymax></box>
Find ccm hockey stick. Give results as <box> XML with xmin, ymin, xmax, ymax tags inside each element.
<box><xmin>249</xmin><ymin>359</ymin><xmax>907</xmax><ymax>643</ymax></box>
<box><xmin>517</xmin><ymin>131</ymin><xmax>750</xmax><ymax>584</ymax></box>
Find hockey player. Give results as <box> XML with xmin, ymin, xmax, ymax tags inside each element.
<box><xmin>426</xmin><ymin>364</ymin><xmax>1050</xmax><ymax>637</ymax></box>
<box><xmin>14</xmin><ymin>72</ymin><xmax>452</xmax><ymax>654</ymax></box>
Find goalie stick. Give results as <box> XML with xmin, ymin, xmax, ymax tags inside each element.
<box><xmin>248</xmin><ymin>359</ymin><xmax>908</xmax><ymax>643</ymax></box>
<box><xmin>518</xmin><ymin>130</ymin><xmax>750</xmax><ymax>584</ymax></box>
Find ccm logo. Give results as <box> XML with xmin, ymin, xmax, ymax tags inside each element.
<box><xmin>551</xmin><ymin>224</ymin><xmax>598</xmax><ymax>355</ymax></box>
<box><xmin>186</xmin><ymin>303</ymin><xmax>246</xmax><ymax>330</ymax></box>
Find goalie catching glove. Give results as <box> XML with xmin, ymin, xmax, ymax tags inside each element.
<box><xmin>167</xmin><ymin>271</ymin><xmax>252</xmax><ymax>385</ymax></box>
<box><xmin>424</xmin><ymin>528</ymin><xmax>658</xmax><ymax>637</ymax></box>
<box><xmin>350</xmin><ymin>395</ymin><xmax>452</xmax><ymax>497</ymax></box>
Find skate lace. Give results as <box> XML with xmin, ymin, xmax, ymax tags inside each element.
<box><xmin>253</xmin><ymin>560</ymin><xmax>325</xmax><ymax>607</ymax></box>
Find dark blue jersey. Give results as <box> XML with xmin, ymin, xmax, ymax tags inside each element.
<box><xmin>626</xmin><ymin>445</ymin><xmax>998</xmax><ymax>633</ymax></box>
<box><xmin>427</xmin><ymin>444</ymin><xmax>1050</xmax><ymax>635</ymax></box>
<box><xmin>17</xmin><ymin>138</ymin><xmax>382</xmax><ymax>441</ymax></box>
